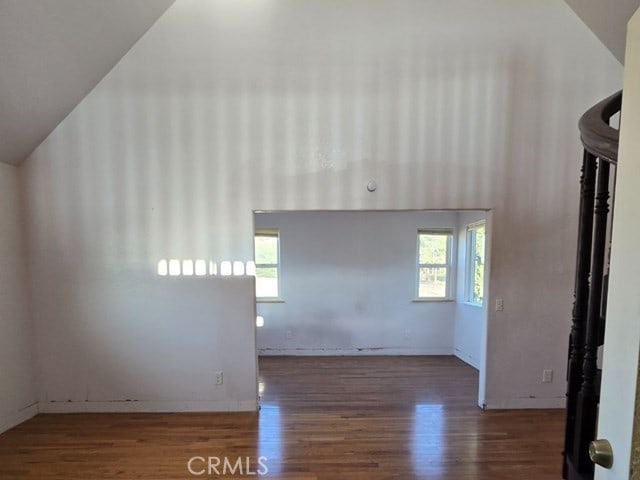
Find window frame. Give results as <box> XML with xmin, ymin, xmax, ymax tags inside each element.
<box><xmin>254</xmin><ymin>229</ymin><xmax>281</xmax><ymax>300</ymax></box>
<box><xmin>465</xmin><ymin>221</ymin><xmax>486</xmax><ymax>306</ymax></box>
<box><xmin>416</xmin><ymin>229</ymin><xmax>454</xmax><ymax>301</ymax></box>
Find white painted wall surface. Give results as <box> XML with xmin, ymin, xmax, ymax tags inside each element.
<box><xmin>453</xmin><ymin>211</ymin><xmax>487</xmax><ymax>370</ymax></box>
<box><xmin>36</xmin><ymin>274</ymin><xmax>257</xmax><ymax>412</ymax></box>
<box><xmin>21</xmin><ymin>0</ymin><xmax>622</xmax><ymax>408</ymax></box>
<box><xmin>595</xmin><ymin>8</ymin><xmax>640</xmax><ymax>479</ymax></box>
<box><xmin>0</xmin><ymin>164</ymin><xmax>36</xmax><ymax>433</ymax></box>
<box><xmin>256</xmin><ymin>211</ymin><xmax>457</xmax><ymax>355</ymax></box>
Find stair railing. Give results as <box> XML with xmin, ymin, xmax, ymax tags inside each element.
<box><xmin>563</xmin><ymin>90</ymin><xmax>622</xmax><ymax>480</ymax></box>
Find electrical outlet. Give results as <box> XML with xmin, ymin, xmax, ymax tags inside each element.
<box><xmin>286</xmin><ymin>330</ymin><xmax>293</xmax><ymax>339</ymax></box>
<box><xmin>215</xmin><ymin>371</ymin><xmax>224</xmax><ymax>385</ymax></box>
<box><xmin>495</xmin><ymin>298</ymin><xmax>504</xmax><ymax>311</ymax></box>
<box><xmin>542</xmin><ymin>369</ymin><xmax>553</xmax><ymax>383</ymax></box>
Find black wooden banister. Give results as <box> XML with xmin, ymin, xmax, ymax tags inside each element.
<box><xmin>578</xmin><ymin>90</ymin><xmax>622</xmax><ymax>164</ymax></box>
<box><xmin>563</xmin><ymin>91</ymin><xmax>621</xmax><ymax>480</ymax></box>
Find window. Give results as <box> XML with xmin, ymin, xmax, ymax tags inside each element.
<box><xmin>254</xmin><ymin>230</ymin><xmax>280</xmax><ymax>298</ymax></box>
<box><xmin>417</xmin><ymin>230</ymin><xmax>453</xmax><ymax>299</ymax></box>
<box><xmin>466</xmin><ymin>222</ymin><xmax>486</xmax><ymax>305</ymax></box>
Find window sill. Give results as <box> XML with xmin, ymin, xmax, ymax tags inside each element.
<box><xmin>462</xmin><ymin>301</ymin><xmax>484</xmax><ymax>308</ymax></box>
<box><xmin>412</xmin><ymin>298</ymin><xmax>455</xmax><ymax>303</ymax></box>
<box><xmin>256</xmin><ymin>298</ymin><xmax>285</xmax><ymax>303</ymax></box>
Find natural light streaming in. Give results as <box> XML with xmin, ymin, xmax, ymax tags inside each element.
<box><xmin>258</xmin><ymin>404</ymin><xmax>282</xmax><ymax>474</ymax></box>
<box><xmin>156</xmin><ymin>258</ymin><xmax>258</xmax><ymax>278</ymax></box>
<box><xmin>220</xmin><ymin>261</ymin><xmax>232</xmax><ymax>276</ymax></box>
<box><xmin>194</xmin><ymin>259</ymin><xmax>207</xmax><ymax>276</ymax></box>
<box><xmin>233</xmin><ymin>261</ymin><xmax>245</xmax><ymax>276</ymax></box>
<box><xmin>246</xmin><ymin>261</ymin><xmax>256</xmax><ymax>276</ymax></box>
<box><xmin>169</xmin><ymin>259</ymin><xmax>181</xmax><ymax>276</ymax></box>
<box><xmin>157</xmin><ymin>259</ymin><xmax>168</xmax><ymax>276</ymax></box>
<box><xmin>182</xmin><ymin>259</ymin><xmax>194</xmax><ymax>276</ymax></box>
<box><xmin>412</xmin><ymin>404</ymin><xmax>444</xmax><ymax>477</ymax></box>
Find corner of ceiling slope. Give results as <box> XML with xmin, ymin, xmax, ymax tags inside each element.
<box><xmin>564</xmin><ymin>0</ymin><xmax>640</xmax><ymax>64</ymax></box>
<box><xmin>0</xmin><ymin>0</ymin><xmax>176</xmax><ymax>167</ymax></box>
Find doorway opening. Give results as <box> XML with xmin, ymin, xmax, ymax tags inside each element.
<box><xmin>252</xmin><ymin>209</ymin><xmax>491</xmax><ymax>408</ymax></box>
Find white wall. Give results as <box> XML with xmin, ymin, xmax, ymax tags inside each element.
<box><xmin>453</xmin><ymin>211</ymin><xmax>487</xmax><ymax>370</ymax></box>
<box><xmin>595</xmin><ymin>8</ymin><xmax>640</xmax><ymax>479</ymax></box>
<box><xmin>37</xmin><ymin>274</ymin><xmax>257</xmax><ymax>412</ymax></box>
<box><xmin>256</xmin><ymin>211</ymin><xmax>457</xmax><ymax>355</ymax></box>
<box><xmin>0</xmin><ymin>164</ymin><xmax>36</xmax><ymax>433</ymax></box>
<box><xmin>20</xmin><ymin>0</ymin><xmax>622</xmax><ymax>408</ymax></box>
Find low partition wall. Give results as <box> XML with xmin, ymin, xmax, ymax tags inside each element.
<box><xmin>36</xmin><ymin>273</ymin><xmax>257</xmax><ymax>413</ymax></box>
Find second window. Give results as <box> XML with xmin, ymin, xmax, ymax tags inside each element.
<box><xmin>254</xmin><ymin>230</ymin><xmax>280</xmax><ymax>299</ymax></box>
<box><xmin>417</xmin><ymin>230</ymin><xmax>453</xmax><ymax>300</ymax></box>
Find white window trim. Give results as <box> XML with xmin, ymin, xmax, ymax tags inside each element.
<box><xmin>255</xmin><ymin>229</ymin><xmax>282</xmax><ymax>301</ymax></box>
<box><xmin>416</xmin><ymin>229</ymin><xmax>455</xmax><ymax>301</ymax></box>
<box><xmin>465</xmin><ymin>221</ymin><xmax>485</xmax><ymax>306</ymax></box>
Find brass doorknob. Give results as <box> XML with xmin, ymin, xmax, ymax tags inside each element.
<box><xmin>589</xmin><ymin>439</ymin><xmax>613</xmax><ymax>469</ymax></box>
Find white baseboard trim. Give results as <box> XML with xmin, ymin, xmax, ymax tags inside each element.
<box><xmin>0</xmin><ymin>403</ymin><xmax>39</xmax><ymax>435</ymax></box>
<box><xmin>483</xmin><ymin>397</ymin><xmax>565</xmax><ymax>409</ymax></box>
<box><xmin>38</xmin><ymin>399</ymin><xmax>258</xmax><ymax>414</ymax></box>
<box><xmin>453</xmin><ymin>349</ymin><xmax>480</xmax><ymax>370</ymax></box>
<box><xmin>259</xmin><ymin>347</ymin><xmax>453</xmax><ymax>356</ymax></box>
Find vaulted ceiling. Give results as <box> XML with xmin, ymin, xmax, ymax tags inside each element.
<box><xmin>0</xmin><ymin>0</ymin><xmax>175</xmax><ymax>166</ymax></box>
<box><xmin>564</xmin><ymin>0</ymin><xmax>640</xmax><ymax>63</ymax></box>
<box><xmin>0</xmin><ymin>0</ymin><xmax>636</xmax><ymax>166</ymax></box>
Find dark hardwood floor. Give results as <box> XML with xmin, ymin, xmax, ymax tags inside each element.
<box><xmin>0</xmin><ymin>356</ymin><xmax>564</xmax><ymax>479</ymax></box>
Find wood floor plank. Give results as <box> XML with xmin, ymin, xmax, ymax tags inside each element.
<box><xmin>0</xmin><ymin>356</ymin><xmax>564</xmax><ymax>479</ymax></box>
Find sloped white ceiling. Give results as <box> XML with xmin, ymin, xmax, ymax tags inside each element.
<box><xmin>0</xmin><ymin>0</ymin><xmax>174</xmax><ymax>166</ymax></box>
<box><xmin>564</xmin><ymin>0</ymin><xmax>640</xmax><ymax>64</ymax></box>
<box><xmin>1</xmin><ymin>0</ymin><xmax>635</xmax><ymax>166</ymax></box>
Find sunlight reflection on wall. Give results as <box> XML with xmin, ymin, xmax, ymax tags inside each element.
<box><xmin>28</xmin><ymin>44</ymin><xmax>522</xmax><ymax>268</ymax></box>
<box><xmin>156</xmin><ymin>259</ymin><xmax>255</xmax><ymax>277</ymax></box>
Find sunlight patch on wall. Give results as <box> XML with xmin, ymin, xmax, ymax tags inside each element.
<box><xmin>157</xmin><ymin>259</ymin><xmax>168</xmax><ymax>276</ymax></box>
<box><xmin>157</xmin><ymin>259</ymin><xmax>256</xmax><ymax>277</ymax></box>
<box><xmin>195</xmin><ymin>259</ymin><xmax>207</xmax><ymax>276</ymax></box>
<box><xmin>233</xmin><ymin>261</ymin><xmax>245</xmax><ymax>276</ymax></box>
<box><xmin>182</xmin><ymin>259</ymin><xmax>194</xmax><ymax>276</ymax></box>
<box><xmin>169</xmin><ymin>259</ymin><xmax>181</xmax><ymax>276</ymax></box>
<box><xmin>246</xmin><ymin>261</ymin><xmax>256</xmax><ymax>276</ymax></box>
<box><xmin>220</xmin><ymin>261</ymin><xmax>232</xmax><ymax>276</ymax></box>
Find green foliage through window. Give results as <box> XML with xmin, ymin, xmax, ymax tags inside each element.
<box><xmin>467</xmin><ymin>224</ymin><xmax>485</xmax><ymax>304</ymax></box>
<box><xmin>417</xmin><ymin>231</ymin><xmax>452</xmax><ymax>299</ymax></box>
<box><xmin>255</xmin><ymin>232</ymin><xmax>279</xmax><ymax>297</ymax></box>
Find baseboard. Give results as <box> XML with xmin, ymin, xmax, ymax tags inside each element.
<box><xmin>259</xmin><ymin>347</ymin><xmax>453</xmax><ymax>356</ymax></box>
<box><xmin>38</xmin><ymin>399</ymin><xmax>258</xmax><ymax>414</ymax></box>
<box><xmin>0</xmin><ymin>402</ymin><xmax>39</xmax><ymax>435</ymax></box>
<box><xmin>483</xmin><ymin>396</ymin><xmax>565</xmax><ymax>409</ymax></box>
<box><xmin>453</xmin><ymin>349</ymin><xmax>480</xmax><ymax>370</ymax></box>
